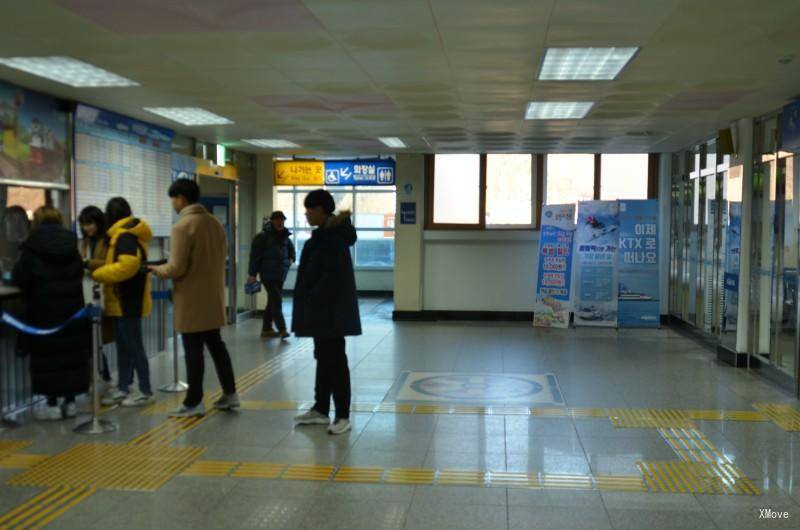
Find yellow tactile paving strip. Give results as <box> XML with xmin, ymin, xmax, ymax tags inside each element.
<box><xmin>0</xmin><ymin>454</ymin><xmax>50</xmax><ymax>470</ymax></box>
<box><xmin>753</xmin><ymin>403</ymin><xmax>800</xmax><ymax>431</ymax></box>
<box><xmin>6</xmin><ymin>443</ymin><xmax>205</xmax><ymax>492</ymax></box>
<box><xmin>0</xmin><ymin>486</ymin><xmax>95</xmax><ymax>530</ymax></box>
<box><xmin>139</xmin><ymin>398</ymin><xmax>790</xmax><ymax>426</ymax></box>
<box><xmin>176</xmin><ymin>460</ymin><xmax>648</xmax><ymax>492</ymax></box>
<box><xmin>609</xmin><ymin>409</ymin><xmax>695</xmax><ymax>429</ymax></box>
<box><xmin>637</xmin><ymin>461</ymin><xmax>760</xmax><ymax>495</ymax></box>
<box><xmin>0</xmin><ymin>441</ymin><xmax>32</xmax><ymax>462</ymax></box>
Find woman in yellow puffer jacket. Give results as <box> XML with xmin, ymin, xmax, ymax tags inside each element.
<box><xmin>92</xmin><ymin>197</ymin><xmax>154</xmax><ymax>408</ymax></box>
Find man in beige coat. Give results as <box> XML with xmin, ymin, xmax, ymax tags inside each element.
<box><xmin>150</xmin><ymin>178</ymin><xmax>238</xmax><ymax>417</ymax></box>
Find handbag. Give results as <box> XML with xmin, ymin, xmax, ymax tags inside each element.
<box><xmin>245</xmin><ymin>280</ymin><xmax>262</xmax><ymax>295</ymax></box>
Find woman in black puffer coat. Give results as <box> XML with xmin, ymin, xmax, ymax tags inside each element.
<box><xmin>13</xmin><ymin>206</ymin><xmax>91</xmax><ymax>420</ymax></box>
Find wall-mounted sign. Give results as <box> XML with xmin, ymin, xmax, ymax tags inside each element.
<box><xmin>274</xmin><ymin>158</ymin><xmax>395</xmax><ymax>186</ymax></box>
<box><xmin>274</xmin><ymin>160</ymin><xmax>324</xmax><ymax>186</ymax></box>
<box><xmin>400</xmin><ymin>202</ymin><xmax>416</xmax><ymax>224</ymax></box>
<box><xmin>0</xmin><ymin>80</ymin><xmax>68</xmax><ymax>184</ymax></box>
<box><xmin>171</xmin><ymin>153</ymin><xmax>238</xmax><ymax>181</ymax></box>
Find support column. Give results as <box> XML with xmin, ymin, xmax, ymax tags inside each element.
<box><xmin>658</xmin><ymin>153</ymin><xmax>672</xmax><ymax>318</ymax></box>
<box><xmin>736</xmin><ymin>118</ymin><xmax>754</xmax><ymax>353</ymax></box>
<box><xmin>393</xmin><ymin>154</ymin><xmax>425</xmax><ymax>314</ymax></box>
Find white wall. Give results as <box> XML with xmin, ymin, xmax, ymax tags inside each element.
<box><xmin>423</xmin><ymin>231</ymin><xmax>539</xmax><ymax>312</ymax></box>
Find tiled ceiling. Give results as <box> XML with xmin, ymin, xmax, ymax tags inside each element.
<box><xmin>1</xmin><ymin>0</ymin><xmax>799</xmax><ymax>155</ymax></box>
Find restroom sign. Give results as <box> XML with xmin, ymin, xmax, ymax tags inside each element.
<box><xmin>322</xmin><ymin>159</ymin><xmax>396</xmax><ymax>186</ymax></box>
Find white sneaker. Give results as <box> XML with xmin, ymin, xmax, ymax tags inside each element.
<box><xmin>294</xmin><ymin>409</ymin><xmax>330</xmax><ymax>425</ymax></box>
<box><xmin>213</xmin><ymin>393</ymin><xmax>240</xmax><ymax>411</ymax></box>
<box><xmin>61</xmin><ymin>401</ymin><xmax>77</xmax><ymax>418</ymax></box>
<box><xmin>121</xmin><ymin>391</ymin><xmax>155</xmax><ymax>407</ymax></box>
<box><xmin>328</xmin><ymin>419</ymin><xmax>352</xmax><ymax>435</ymax></box>
<box><xmin>33</xmin><ymin>404</ymin><xmax>63</xmax><ymax>421</ymax></box>
<box><xmin>101</xmin><ymin>389</ymin><xmax>127</xmax><ymax>406</ymax></box>
<box><xmin>168</xmin><ymin>403</ymin><xmax>206</xmax><ymax>418</ymax></box>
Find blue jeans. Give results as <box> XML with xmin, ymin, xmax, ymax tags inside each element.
<box><xmin>113</xmin><ymin>317</ymin><xmax>152</xmax><ymax>395</ymax></box>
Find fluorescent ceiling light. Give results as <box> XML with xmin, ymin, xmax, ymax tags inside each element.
<box><xmin>538</xmin><ymin>47</ymin><xmax>639</xmax><ymax>80</ymax></box>
<box><xmin>525</xmin><ymin>101</ymin><xmax>594</xmax><ymax>120</ymax></box>
<box><xmin>242</xmin><ymin>139</ymin><xmax>299</xmax><ymax>149</ymax></box>
<box><xmin>378</xmin><ymin>137</ymin><xmax>406</xmax><ymax>148</ymax></box>
<box><xmin>143</xmin><ymin>107</ymin><xmax>233</xmax><ymax>126</ymax></box>
<box><xmin>0</xmin><ymin>56</ymin><xmax>138</xmax><ymax>87</ymax></box>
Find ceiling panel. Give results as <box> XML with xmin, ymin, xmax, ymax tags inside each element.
<box><xmin>0</xmin><ymin>0</ymin><xmax>795</xmax><ymax>154</ymax></box>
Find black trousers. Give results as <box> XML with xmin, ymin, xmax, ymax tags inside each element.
<box><xmin>262</xmin><ymin>281</ymin><xmax>286</xmax><ymax>332</ymax></box>
<box><xmin>182</xmin><ymin>329</ymin><xmax>237</xmax><ymax>407</ymax></box>
<box><xmin>312</xmin><ymin>337</ymin><xmax>351</xmax><ymax>420</ymax></box>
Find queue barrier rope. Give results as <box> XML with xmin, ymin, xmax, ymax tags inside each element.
<box><xmin>0</xmin><ymin>306</ymin><xmax>100</xmax><ymax>336</ymax></box>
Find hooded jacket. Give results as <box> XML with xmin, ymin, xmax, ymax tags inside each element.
<box><xmin>12</xmin><ymin>223</ymin><xmax>91</xmax><ymax>396</ymax></box>
<box><xmin>292</xmin><ymin>211</ymin><xmax>362</xmax><ymax>338</ymax></box>
<box><xmin>92</xmin><ymin>216</ymin><xmax>153</xmax><ymax>318</ymax></box>
<box><xmin>248</xmin><ymin>224</ymin><xmax>295</xmax><ymax>283</ymax></box>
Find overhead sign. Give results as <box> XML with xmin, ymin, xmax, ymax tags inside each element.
<box><xmin>274</xmin><ymin>160</ymin><xmax>324</xmax><ymax>186</ymax></box>
<box><xmin>324</xmin><ymin>159</ymin><xmax>396</xmax><ymax>186</ymax></box>
<box><xmin>274</xmin><ymin>159</ymin><xmax>395</xmax><ymax>186</ymax></box>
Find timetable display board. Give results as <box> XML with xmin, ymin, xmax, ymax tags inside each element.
<box><xmin>74</xmin><ymin>105</ymin><xmax>175</xmax><ymax>237</ymax></box>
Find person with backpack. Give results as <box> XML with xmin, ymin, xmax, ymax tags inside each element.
<box><xmin>92</xmin><ymin>197</ymin><xmax>154</xmax><ymax>407</ymax></box>
<box><xmin>248</xmin><ymin>211</ymin><xmax>295</xmax><ymax>339</ymax></box>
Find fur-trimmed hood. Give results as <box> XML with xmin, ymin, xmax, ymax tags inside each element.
<box><xmin>317</xmin><ymin>210</ymin><xmax>357</xmax><ymax>247</ymax></box>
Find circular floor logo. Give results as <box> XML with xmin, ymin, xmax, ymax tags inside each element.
<box><xmin>409</xmin><ymin>374</ymin><xmax>543</xmax><ymax>400</ymax></box>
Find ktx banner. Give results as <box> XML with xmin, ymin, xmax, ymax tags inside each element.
<box><xmin>575</xmin><ymin>201</ymin><xmax>619</xmax><ymax>327</ymax></box>
<box><xmin>617</xmin><ymin>200</ymin><xmax>660</xmax><ymax>327</ymax></box>
<box><xmin>533</xmin><ymin>204</ymin><xmax>576</xmax><ymax>328</ymax></box>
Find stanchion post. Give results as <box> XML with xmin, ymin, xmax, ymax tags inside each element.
<box><xmin>159</xmin><ymin>286</ymin><xmax>187</xmax><ymax>393</ymax></box>
<box><xmin>75</xmin><ymin>284</ymin><xmax>117</xmax><ymax>435</ymax></box>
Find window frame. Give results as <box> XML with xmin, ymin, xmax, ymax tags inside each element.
<box><xmin>424</xmin><ymin>153</ymin><xmax>659</xmax><ymax>231</ymax></box>
<box><xmin>425</xmin><ymin>154</ymin><xmax>543</xmax><ymax>230</ymax></box>
<box><xmin>273</xmin><ymin>185</ymin><xmax>396</xmax><ymax>270</ymax></box>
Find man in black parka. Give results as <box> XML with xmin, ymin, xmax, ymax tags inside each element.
<box><xmin>248</xmin><ymin>211</ymin><xmax>295</xmax><ymax>339</ymax></box>
<box><xmin>292</xmin><ymin>189</ymin><xmax>361</xmax><ymax>435</ymax></box>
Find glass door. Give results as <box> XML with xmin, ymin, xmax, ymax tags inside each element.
<box><xmin>719</xmin><ymin>165</ymin><xmax>743</xmax><ymax>350</ymax></box>
<box><xmin>772</xmin><ymin>154</ymin><xmax>798</xmax><ymax>376</ymax></box>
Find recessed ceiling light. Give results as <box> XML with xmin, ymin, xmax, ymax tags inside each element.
<box><xmin>0</xmin><ymin>56</ymin><xmax>138</xmax><ymax>87</ymax></box>
<box><xmin>242</xmin><ymin>139</ymin><xmax>300</xmax><ymax>149</ymax></box>
<box><xmin>378</xmin><ymin>137</ymin><xmax>406</xmax><ymax>148</ymax></box>
<box><xmin>143</xmin><ymin>107</ymin><xmax>233</xmax><ymax>126</ymax></box>
<box><xmin>538</xmin><ymin>47</ymin><xmax>639</xmax><ymax>80</ymax></box>
<box><xmin>525</xmin><ymin>101</ymin><xmax>594</xmax><ymax>120</ymax></box>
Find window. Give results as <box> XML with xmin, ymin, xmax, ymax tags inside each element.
<box><xmin>432</xmin><ymin>154</ymin><xmax>481</xmax><ymax>225</ymax></box>
<box><xmin>273</xmin><ymin>185</ymin><xmax>396</xmax><ymax>269</ymax></box>
<box><xmin>486</xmin><ymin>154</ymin><xmax>533</xmax><ymax>226</ymax></box>
<box><xmin>428</xmin><ymin>154</ymin><xmax>537</xmax><ymax>229</ymax></box>
<box><xmin>600</xmin><ymin>154</ymin><xmax>648</xmax><ymax>200</ymax></box>
<box><xmin>546</xmin><ymin>154</ymin><xmax>594</xmax><ymax>206</ymax></box>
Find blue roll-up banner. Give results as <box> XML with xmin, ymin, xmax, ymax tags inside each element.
<box><xmin>323</xmin><ymin>158</ymin><xmax>395</xmax><ymax>186</ymax></box>
<box><xmin>722</xmin><ymin>202</ymin><xmax>741</xmax><ymax>332</ymax></box>
<box><xmin>617</xmin><ymin>200</ymin><xmax>660</xmax><ymax>328</ymax></box>
<box><xmin>534</xmin><ymin>204</ymin><xmax>576</xmax><ymax>328</ymax></box>
<box><xmin>575</xmin><ymin>201</ymin><xmax>620</xmax><ymax>327</ymax></box>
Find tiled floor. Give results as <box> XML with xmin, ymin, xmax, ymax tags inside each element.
<box><xmin>1</xmin><ymin>297</ymin><xmax>800</xmax><ymax>529</ymax></box>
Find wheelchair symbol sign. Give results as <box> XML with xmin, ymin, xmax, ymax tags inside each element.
<box><xmin>325</xmin><ymin>169</ymin><xmax>340</xmax><ymax>184</ymax></box>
